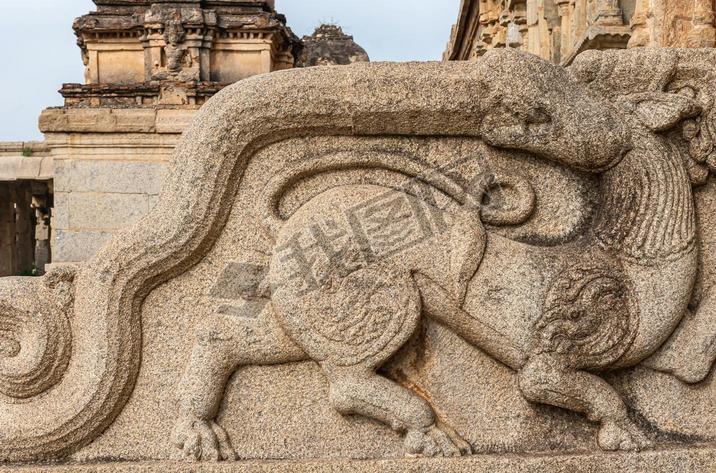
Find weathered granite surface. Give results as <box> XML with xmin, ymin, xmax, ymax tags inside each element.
<box><xmin>0</xmin><ymin>48</ymin><xmax>715</xmax><ymax>470</ymax></box>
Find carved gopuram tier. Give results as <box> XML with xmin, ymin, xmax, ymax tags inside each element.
<box><xmin>69</xmin><ymin>0</ymin><xmax>300</xmax><ymax>106</ymax></box>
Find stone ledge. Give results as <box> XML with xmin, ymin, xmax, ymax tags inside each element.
<box><xmin>1</xmin><ymin>446</ymin><xmax>714</xmax><ymax>472</ymax></box>
<box><xmin>563</xmin><ymin>25</ymin><xmax>632</xmax><ymax>65</ymax></box>
<box><xmin>0</xmin><ymin>156</ymin><xmax>53</xmax><ymax>181</ymax></box>
<box><xmin>0</xmin><ymin>142</ymin><xmax>49</xmax><ymax>156</ymax></box>
<box><xmin>39</xmin><ymin>108</ymin><xmax>198</xmax><ymax>134</ymax></box>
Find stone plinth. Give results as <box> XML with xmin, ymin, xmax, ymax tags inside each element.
<box><xmin>1</xmin><ymin>448</ymin><xmax>715</xmax><ymax>472</ymax></box>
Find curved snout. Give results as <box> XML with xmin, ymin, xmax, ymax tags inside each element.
<box><xmin>476</xmin><ymin>49</ymin><xmax>631</xmax><ymax>173</ymax></box>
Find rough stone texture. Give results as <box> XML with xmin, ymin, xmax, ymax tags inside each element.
<box><xmin>445</xmin><ymin>0</ymin><xmax>716</xmax><ymax>64</ymax></box>
<box><xmin>0</xmin><ymin>49</ymin><xmax>715</xmax><ymax>471</ymax></box>
<box><xmin>52</xmin><ymin>230</ymin><xmax>114</xmax><ymax>264</ymax></box>
<box><xmin>1</xmin><ymin>448</ymin><xmax>715</xmax><ymax>472</ymax></box>
<box><xmin>54</xmin><ymin>161</ymin><xmax>165</xmax><ymax>195</ymax></box>
<box><xmin>630</xmin><ymin>0</ymin><xmax>716</xmax><ymax>48</ymax></box>
<box><xmin>297</xmin><ymin>25</ymin><xmax>370</xmax><ymax>67</ymax></box>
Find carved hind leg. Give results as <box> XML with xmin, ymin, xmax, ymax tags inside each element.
<box><xmin>643</xmin><ymin>287</ymin><xmax>716</xmax><ymax>383</ymax></box>
<box><xmin>323</xmin><ymin>364</ymin><xmax>471</xmax><ymax>457</ymax></box>
<box><xmin>173</xmin><ymin>303</ymin><xmax>306</xmax><ymax>461</ymax></box>
<box><xmin>518</xmin><ymin>353</ymin><xmax>652</xmax><ymax>451</ymax></box>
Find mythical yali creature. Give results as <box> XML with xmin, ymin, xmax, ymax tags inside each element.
<box><xmin>172</xmin><ymin>49</ymin><xmax>716</xmax><ymax>460</ymax></box>
<box><xmin>4</xmin><ymin>49</ymin><xmax>714</xmax><ymax>464</ymax></box>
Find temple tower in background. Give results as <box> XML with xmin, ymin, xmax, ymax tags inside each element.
<box><xmin>0</xmin><ymin>1</ymin><xmax>369</xmax><ymax>275</ymax></box>
<box><xmin>445</xmin><ymin>0</ymin><xmax>716</xmax><ymax>64</ymax></box>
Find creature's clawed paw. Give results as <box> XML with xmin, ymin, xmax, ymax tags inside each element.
<box><xmin>404</xmin><ymin>423</ymin><xmax>472</xmax><ymax>457</ymax></box>
<box><xmin>598</xmin><ymin>419</ymin><xmax>653</xmax><ymax>452</ymax></box>
<box><xmin>172</xmin><ymin>416</ymin><xmax>237</xmax><ymax>461</ymax></box>
<box><xmin>668</xmin><ymin>355</ymin><xmax>715</xmax><ymax>384</ymax></box>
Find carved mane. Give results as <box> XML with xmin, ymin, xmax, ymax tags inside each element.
<box><xmin>594</xmin><ymin>139</ymin><xmax>696</xmax><ymax>262</ymax></box>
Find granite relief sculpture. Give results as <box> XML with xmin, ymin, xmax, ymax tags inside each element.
<box><xmin>1</xmin><ymin>48</ymin><xmax>715</xmax><ymax>471</ymax></box>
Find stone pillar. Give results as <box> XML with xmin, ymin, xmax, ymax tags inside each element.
<box><xmin>496</xmin><ymin>4</ymin><xmax>511</xmax><ymax>48</ymax></box>
<box><xmin>261</xmin><ymin>49</ymin><xmax>272</xmax><ymax>73</ymax></box>
<box><xmin>688</xmin><ymin>0</ymin><xmax>716</xmax><ymax>47</ymax></box>
<box><xmin>200</xmin><ymin>30</ymin><xmax>214</xmax><ymax>82</ymax></box>
<box><xmin>12</xmin><ymin>184</ymin><xmax>35</xmax><ymax>276</ymax></box>
<box><xmin>86</xmin><ymin>50</ymin><xmax>100</xmax><ymax>84</ymax></box>
<box><xmin>32</xmin><ymin>193</ymin><xmax>51</xmax><ymax>275</ymax></box>
<box><xmin>0</xmin><ymin>185</ymin><xmax>14</xmax><ymax>277</ymax></box>
<box><xmin>543</xmin><ymin>0</ymin><xmax>562</xmax><ymax>63</ymax></box>
<box><xmin>527</xmin><ymin>0</ymin><xmax>541</xmax><ymax>55</ymax></box>
<box><xmin>573</xmin><ymin>0</ymin><xmax>588</xmax><ymax>41</ymax></box>
<box><xmin>556</xmin><ymin>0</ymin><xmax>574</xmax><ymax>62</ymax></box>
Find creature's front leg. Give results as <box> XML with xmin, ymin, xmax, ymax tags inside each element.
<box><xmin>173</xmin><ymin>305</ymin><xmax>306</xmax><ymax>461</ymax></box>
<box><xmin>643</xmin><ymin>286</ymin><xmax>716</xmax><ymax>383</ymax></box>
<box><xmin>173</xmin><ymin>313</ymin><xmax>240</xmax><ymax>461</ymax></box>
<box><xmin>518</xmin><ymin>353</ymin><xmax>652</xmax><ymax>451</ymax></box>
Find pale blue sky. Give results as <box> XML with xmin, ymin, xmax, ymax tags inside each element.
<box><xmin>0</xmin><ymin>0</ymin><xmax>460</xmax><ymax>141</ymax></box>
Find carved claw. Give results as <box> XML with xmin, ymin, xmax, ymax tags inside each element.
<box><xmin>172</xmin><ymin>416</ymin><xmax>237</xmax><ymax>462</ymax></box>
<box><xmin>598</xmin><ymin>419</ymin><xmax>653</xmax><ymax>452</ymax></box>
<box><xmin>404</xmin><ymin>424</ymin><xmax>472</xmax><ymax>457</ymax></box>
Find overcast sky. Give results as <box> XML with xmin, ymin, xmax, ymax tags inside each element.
<box><xmin>0</xmin><ymin>0</ymin><xmax>460</xmax><ymax>141</ymax></box>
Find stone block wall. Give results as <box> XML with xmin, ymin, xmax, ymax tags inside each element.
<box><xmin>40</xmin><ymin>108</ymin><xmax>193</xmax><ymax>264</ymax></box>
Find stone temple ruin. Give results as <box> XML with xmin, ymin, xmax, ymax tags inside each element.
<box><xmin>445</xmin><ymin>0</ymin><xmax>716</xmax><ymax>64</ymax></box>
<box><xmin>0</xmin><ymin>0</ymin><xmax>369</xmax><ymax>277</ymax></box>
<box><xmin>297</xmin><ymin>24</ymin><xmax>370</xmax><ymax>67</ymax></box>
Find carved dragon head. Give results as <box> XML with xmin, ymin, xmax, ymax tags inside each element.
<box><xmin>569</xmin><ymin>48</ymin><xmax>716</xmax><ymax>186</ymax></box>
<box><xmin>474</xmin><ymin>49</ymin><xmax>633</xmax><ymax>174</ymax></box>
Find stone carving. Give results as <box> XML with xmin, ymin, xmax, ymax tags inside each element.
<box><xmin>445</xmin><ymin>0</ymin><xmax>716</xmax><ymax>65</ymax></box>
<box><xmin>147</xmin><ymin>8</ymin><xmax>199</xmax><ymax>82</ymax></box>
<box><xmin>1</xmin><ymin>48</ymin><xmax>716</xmax><ymax>469</ymax></box>
<box><xmin>170</xmin><ymin>48</ymin><xmax>715</xmax><ymax>459</ymax></box>
<box><xmin>0</xmin><ymin>267</ymin><xmax>74</xmax><ymax>400</ymax></box>
<box><xmin>159</xmin><ymin>20</ymin><xmax>191</xmax><ymax>80</ymax></box>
